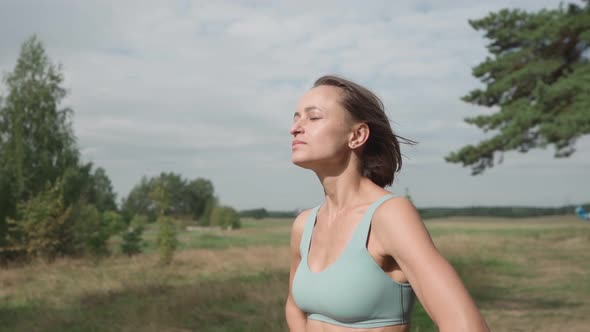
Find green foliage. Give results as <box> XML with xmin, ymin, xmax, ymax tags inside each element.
<box><xmin>59</xmin><ymin>162</ymin><xmax>117</xmax><ymax>216</ymax></box>
<box><xmin>149</xmin><ymin>181</ymin><xmax>170</xmax><ymax>217</ymax></box>
<box><xmin>121</xmin><ymin>228</ymin><xmax>144</xmax><ymax>257</ymax></box>
<box><xmin>120</xmin><ymin>176</ymin><xmax>156</xmax><ymax>222</ymax></box>
<box><xmin>102</xmin><ymin>210</ymin><xmax>126</xmax><ymax>236</ymax></box>
<box><xmin>186</xmin><ymin>178</ymin><xmax>215</xmax><ymax>220</ymax></box>
<box><xmin>89</xmin><ymin>167</ymin><xmax>118</xmax><ymax>212</ymax></box>
<box><xmin>6</xmin><ymin>180</ymin><xmax>71</xmax><ymax>262</ymax></box>
<box><xmin>121</xmin><ymin>215</ymin><xmax>146</xmax><ymax>257</ymax></box>
<box><xmin>199</xmin><ymin>196</ymin><xmax>218</xmax><ymax>226</ymax></box>
<box><xmin>210</xmin><ymin>206</ymin><xmax>242</xmax><ymax>230</ymax></box>
<box><xmin>266</xmin><ymin>210</ymin><xmax>297</xmax><ymax>218</ymax></box>
<box><xmin>70</xmin><ymin>204</ymin><xmax>110</xmax><ymax>259</ymax></box>
<box><xmin>130</xmin><ymin>214</ymin><xmax>148</xmax><ymax>228</ymax></box>
<box><xmin>156</xmin><ymin>216</ymin><xmax>178</xmax><ymax>265</ymax></box>
<box><xmin>0</xmin><ymin>36</ymin><xmax>80</xmax><ymax>249</ymax></box>
<box><xmin>0</xmin><ymin>36</ymin><xmax>79</xmax><ymax>199</ymax></box>
<box><xmin>446</xmin><ymin>2</ymin><xmax>590</xmax><ymax>174</ymax></box>
<box><xmin>4</xmin><ymin>178</ymin><xmax>115</xmax><ymax>262</ymax></box>
<box><xmin>121</xmin><ymin>173</ymin><xmax>216</xmax><ymax>223</ymax></box>
<box><xmin>0</xmin><ymin>36</ymin><xmax>118</xmax><ymax>262</ymax></box>
<box><xmin>417</xmin><ymin>203</ymin><xmax>590</xmax><ymax>219</ymax></box>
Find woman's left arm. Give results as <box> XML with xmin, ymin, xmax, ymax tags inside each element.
<box><xmin>373</xmin><ymin>197</ymin><xmax>490</xmax><ymax>332</ymax></box>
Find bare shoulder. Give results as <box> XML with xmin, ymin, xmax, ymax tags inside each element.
<box><xmin>290</xmin><ymin>208</ymin><xmax>313</xmax><ymax>241</ymax></box>
<box><xmin>372</xmin><ymin>196</ymin><xmax>422</xmax><ymax>228</ymax></box>
<box><xmin>289</xmin><ymin>208</ymin><xmax>313</xmax><ymax>257</ymax></box>
<box><xmin>371</xmin><ymin>196</ymin><xmax>431</xmax><ymax>252</ymax></box>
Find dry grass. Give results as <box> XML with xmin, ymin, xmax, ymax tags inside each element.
<box><xmin>1</xmin><ymin>215</ymin><xmax>589</xmax><ymax>331</ymax></box>
<box><xmin>426</xmin><ymin>216</ymin><xmax>590</xmax><ymax>331</ymax></box>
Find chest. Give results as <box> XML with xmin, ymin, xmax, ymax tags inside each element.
<box><xmin>307</xmin><ymin>211</ymin><xmax>391</xmax><ymax>273</ymax></box>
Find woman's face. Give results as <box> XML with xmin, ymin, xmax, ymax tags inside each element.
<box><xmin>290</xmin><ymin>85</ymin><xmax>355</xmax><ymax>169</ymax></box>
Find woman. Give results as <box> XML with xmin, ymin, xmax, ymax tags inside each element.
<box><xmin>285</xmin><ymin>75</ymin><xmax>490</xmax><ymax>332</ymax></box>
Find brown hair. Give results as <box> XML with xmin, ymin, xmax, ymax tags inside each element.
<box><xmin>313</xmin><ymin>75</ymin><xmax>416</xmax><ymax>188</ymax></box>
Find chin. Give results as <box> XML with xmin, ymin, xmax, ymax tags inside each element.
<box><xmin>291</xmin><ymin>156</ymin><xmax>315</xmax><ymax>170</ymax></box>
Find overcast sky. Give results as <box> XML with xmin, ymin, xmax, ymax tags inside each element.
<box><xmin>0</xmin><ymin>0</ymin><xmax>588</xmax><ymax>210</ymax></box>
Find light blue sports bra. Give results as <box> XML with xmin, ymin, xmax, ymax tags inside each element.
<box><xmin>292</xmin><ymin>194</ymin><xmax>416</xmax><ymax>328</ymax></box>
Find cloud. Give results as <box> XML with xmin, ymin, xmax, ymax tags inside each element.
<box><xmin>0</xmin><ymin>0</ymin><xmax>587</xmax><ymax>210</ymax></box>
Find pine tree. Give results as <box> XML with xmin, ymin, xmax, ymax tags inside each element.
<box><xmin>446</xmin><ymin>1</ymin><xmax>590</xmax><ymax>174</ymax></box>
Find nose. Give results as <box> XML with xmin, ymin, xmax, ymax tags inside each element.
<box><xmin>290</xmin><ymin>119</ymin><xmax>303</xmax><ymax>136</ymax></box>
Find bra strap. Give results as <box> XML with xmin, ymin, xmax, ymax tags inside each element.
<box><xmin>352</xmin><ymin>194</ymin><xmax>398</xmax><ymax>247</ymax></box>
<box><xmin>300</xmin><ymin>205</ymin><xmax>321</xmax><ymax>260</ymax></box>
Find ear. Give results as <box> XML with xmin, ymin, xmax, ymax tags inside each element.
<box><xmin>348</xmin><ymin>123</ymin><xmax>369</xmax><ymax>149</ymax></box>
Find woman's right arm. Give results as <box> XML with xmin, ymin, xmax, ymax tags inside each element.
<box><xmin>285</xmin><ymin>210</ymin><xmax>309</xmax><ymax>332</ymax></box>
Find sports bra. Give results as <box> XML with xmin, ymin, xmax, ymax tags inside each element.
<box><xmin>292</xmin><ymin>194</ymin><xmax>416</xmax><ymax>328</ymax></box>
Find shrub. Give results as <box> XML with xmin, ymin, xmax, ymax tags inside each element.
<box><xmin>121</xmin><ymin>214</ymin><xmax>146</xmax><ymax>257</ymax></box>
<box><xmin>71</xmin><ymin>204</ymin><xmax>110</xmax><ymax>259</ymax></box>
<box><xmin>210</xmin><ymin>206</ymin><xmax>241</xmax><ymax>230</ymax></box>
<box><xmin>102</xmin><ymin>210</ymin><xmax>126</xmax><ymax>236</ymax></box>
<box><xmin>156</xmin><ymin>216</ymin><xmax>178</xmax><ymax>265</ymax></box>
<box><xmin>7</xmin><ymin>180</ymin><xmax>71</xmax><ymax>262</ymax></box>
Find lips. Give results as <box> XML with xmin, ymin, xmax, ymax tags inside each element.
<box><xmin>292</xmin><ymin>140</ymin><xmax>306</xmax><ymax>147</ymax></box>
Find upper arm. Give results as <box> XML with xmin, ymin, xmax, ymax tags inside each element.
<box><xmin>288</xmin><ymin>210</ymin><xmax>309</xmax><ymax>291</ymax></box>
<box><xmin>285</xmin><ymin>209</ymin><xmax>310</xmax><ymax>331</ymax></box>
<box><xmin>373</xmin><ymin>198</ymin><xmax>489</xmax><ymax>332</ymax></box>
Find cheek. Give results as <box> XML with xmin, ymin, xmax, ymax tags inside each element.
<box><xmin>317</xmin><ymin>125</ymin><xmax>350</xmax><ymax>151</ymax></box>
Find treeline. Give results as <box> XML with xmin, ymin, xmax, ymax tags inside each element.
<box><xmin>0</xmin><ymin>36</ymin><xmax>238</xmax><ymax>265</ymax></box>
<box><xmin>239</xmin><ymin>208</ymin><xmax>298</xmax><ymax>219</ymax></box>
<box><xmin>417</xmin><ymin>204</ymin><xmax>590</xmax><ymax>219</ymax></box>
<box><xmin>240</xmin><ymin>204</ymin><xmax>590</xmax><ymax>220</ymax></box>
<box><xmin>121</xmin><ymin>172</ymin><xmax>240</xmax><ymax>229</ymax></box>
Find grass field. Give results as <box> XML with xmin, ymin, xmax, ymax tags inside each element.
<box><xmin>1</xmin><ymin>215</ymin><xmax>589</xmax><ymax>331</ymax></box>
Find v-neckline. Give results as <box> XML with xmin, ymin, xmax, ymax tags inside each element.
<box><xmin>305</xmin><ymin>204</ymin><xmax>368</xmax><ymax>274</ymax></box>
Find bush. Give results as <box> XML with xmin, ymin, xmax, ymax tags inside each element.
<box><xmin>210</xmin><ymin>206</ymin><xmax>241</xmax><ymax>230</ymax></box>
<box><xmin>71</xmin><ymin>204</ymin><xmax>110</xmax><ymax>259</ymax></box>
<box><xmin>7</xmin><ymin>180</ymin><xmax>72</xmax><ymax>262</ymax></box>
<box><xmin>199</xmin><ymin>196</ymin><xmax>217</xmax><ymax>226</ymax></box>
<box><xmin>156</xmin><ymin>216</ymin><xmax>178</xmax><ymax>265</ymax></box>
<box><xmin>102</xmin><ymin>210</ymin><xmax>126</xmax><ymax>236</ymax></box>
<box><xmin>121</xmin><ymin>214</ymin><xmax>146</xmax><ymax>257</ymax></box>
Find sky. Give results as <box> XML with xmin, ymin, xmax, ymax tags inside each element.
<box><xmin>0</xmin><ymin>0</ymin><xmax>588</xmax><ymax>211</ymax></box>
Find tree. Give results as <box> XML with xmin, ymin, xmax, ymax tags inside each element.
<box><xmin>70</xmin><ymin>204</ymin><xmax>110</xmax><ymax>259</ymax></box>
<box><xmin>156</xmin><ymin>216</ymin><xmax>178</xmax><ymax>265</ymax></box>
<box><xmin>185</xmin><ymin>178</ymin><xmax>215</xmax><ymax>220</ymax></box>
<box><xmin>0</xmin><ymin>36</ymin><xmax>120</xmax><ymax>262</ymax></box>
<box><xmin>89</xmin><ymin>167</ymin><xmax>118</xmax><ymax>212</ymax></box>
<box><xmin>446</xmin><ymin>1</ymin><xmax>590</xmax><ymax>174</ymax></box>
<box><xmin>151</xmin><ymin>181</ymin><xmax>177</xmax><ymax>265</ymax></box>
<box><xmin>199</xmin><ymin>196</ymin><xmax>218</xmax><ymax>226</ymax></box>
<box><xmin>6</xmin><ymin>179</ymin><xmax>72</xmax><ymax>262</ymax></box>
<box><xmin>61</xmin><ymin>162</ymin><xmax>117</xmax><ymax>213</ymax></box>
<box><xmin>0</xmin><ymin>36</ymin><xmax>80</xmax><ymax>248</ymax></box>
<box><xmin>121</xmin><ymin>176</ymin><xmax>157</xmax><ymax>222</ymax></box>
<box><xmin>121</xmin><ymin>215</ymin><xmax>146</xmax><ymax>257</ymax></box>
<box><xmin>121</xmin><ymin>173</ymin><xmax>216</xmax><ymax>223</ymax></box>
<box><xmin>155</xmin><ymin>172</ymin><xmax>186</xmax><ymax>216</ymax></box>
<box><xmin>102</xmin><ymin>210</ymin><xmax>126</xmax><ymax>236</ymax></box>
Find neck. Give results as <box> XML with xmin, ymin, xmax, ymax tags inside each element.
<box><xmin>315</xmin><ymin>159</ymin><xmax>371</xmax><ymax>213</ymax></box>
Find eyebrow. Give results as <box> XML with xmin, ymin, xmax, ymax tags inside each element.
<box><xmin>294</xmin><ymin>106</ymin><xmax>323</xmax><ymax>118</ymax></box>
